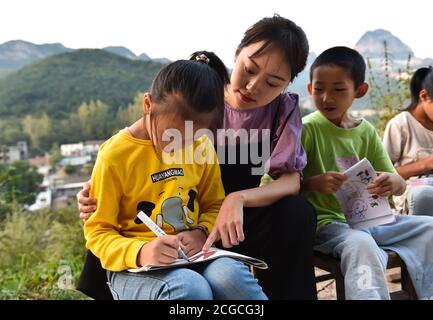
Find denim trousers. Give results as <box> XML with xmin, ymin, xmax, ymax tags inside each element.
<box><xmin>407</xmin><ymin>185</ymin><xmax>433</xmax><ymax>216</ymax></box>
<box><xmin>314</xmin><ymin>215</ymin><xmax>433</xmax><ymax>300</ymax></box>
<box><xmin>106</xmin><ymin>257</ymin><xmax>268</xmax><ymax>300</ymax></box>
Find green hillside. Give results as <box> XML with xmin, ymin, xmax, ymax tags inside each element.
<box><xmin>0</xmin><ymin>49</ymin><xmax>165</xmax><ymax>117</ymax></box>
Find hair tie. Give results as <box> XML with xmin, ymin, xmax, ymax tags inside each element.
<box><xmin>195</xmin><ymin>53</ymin><xmax>210</xmax><ymax>64</ymax></box>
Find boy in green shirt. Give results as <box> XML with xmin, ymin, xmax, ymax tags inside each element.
<box><xmin>301</xmin><ymin>46</ymin><xmax>433</xmax><ymax>300</ymax></box>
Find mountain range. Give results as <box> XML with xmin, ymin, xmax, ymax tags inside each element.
<box><xmin>354</xmin><ymin>29</ymin><xmax>433</xmax><ymax>68</ymax></box>
<box><xmin>0</xmin><ymin>40</ymin><xmax>167</xmax><ymax>71</ymax></box>
<box><xmin>0</xmin><ymin>29</ymin><xmax>432</xmax><ymax>117</ymax></box>
<box><xmin>0</xmin><ymin>49</ymin><xmax>165</xmax><ymax>117</ymax></box>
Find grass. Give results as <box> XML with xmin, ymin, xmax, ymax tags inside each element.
<box><xmin>0</xmin><ymin>205</ymin><xmax>90</xmax><ymax>299</ymax></box>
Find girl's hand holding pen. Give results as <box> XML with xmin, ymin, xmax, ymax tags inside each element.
<box><xmin>136</xmin><ymin>235</ymin><xmax>187</xmax><ymax>267</ymax></box>
<box><xmin>136</xmin><ymin>211</ymin><xmax>189</xmax><ymax>267</ymax></box>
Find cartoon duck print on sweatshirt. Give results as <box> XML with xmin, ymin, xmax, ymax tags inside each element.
<box><xmin>134</xmin><ymin>188</ymin><xmax>197</xmax><ymax>232</ymax></box>
<box><xmin>133</xmin><ymin>168</ymin><xmax>197</xmax><ymax>232</ymax></box>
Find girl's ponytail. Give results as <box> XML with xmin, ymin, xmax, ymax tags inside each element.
<box><xmin>190</xmin><ymin>51</ymin><xmax>230</xmax><ymax>85</ymax></box>
<box><xmin>149</xmin><ymin>51</ymin><xmax>228</xmax><ymax>135</ymax></box>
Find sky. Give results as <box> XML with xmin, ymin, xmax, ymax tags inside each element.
<box><xmin>1</xmin><ymin>0</ymin><xmax>432</xmax><ymax>67</ymax></box>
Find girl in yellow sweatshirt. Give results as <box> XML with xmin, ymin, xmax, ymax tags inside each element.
<box><xmin>84</xmin><ymin>52</ymin><xmax>267</xmax><ymax>300</ymax></box>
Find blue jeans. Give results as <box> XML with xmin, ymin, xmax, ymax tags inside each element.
<box><xmin>314</xmin><ymin>215</ymin><xmax>433</xmax><ymax>300</ymax></box>
<box><xmin>106</xmin><ymin>257</ymin><xmax>268</xmax><ymax>300</ymax></box>
<box><xmin>407</xmin><ymin>185</ymin><xmax>433</xmax><ymax>216</ymax></box>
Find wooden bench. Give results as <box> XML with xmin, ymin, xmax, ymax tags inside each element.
<box><xmin>313</xmin><ymin>250</ymin><xmax>417</xmax><ymax>300</ymax></box>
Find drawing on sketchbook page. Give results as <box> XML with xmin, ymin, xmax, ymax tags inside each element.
<box><xmin>336</xmin><ymin>158</ymin><xmax>395</xmax><ymax>229</ymax></box>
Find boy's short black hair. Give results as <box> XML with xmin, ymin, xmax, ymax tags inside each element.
<box><xmin>310</xmin><ymin>46</ymin><xmax>366</xmax><ymax>88</ymax></box>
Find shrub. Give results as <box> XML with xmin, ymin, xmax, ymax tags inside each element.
<box><xmin>0</xmin><ymin>206</ymin><xmax>89</xmax><ymax>299</ymax></box>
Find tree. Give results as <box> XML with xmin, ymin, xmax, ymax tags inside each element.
<box><xmin>49</xmin><ymin>114</ymin><xmax>83</xmax><ymax>146</ymax></box>
<box><xmin>49</xmin><ymin>143</ymin><xmax>62</xmax><ymax>167</ymax></box>
<box><xmin>367</xmin><ymin>41</ymin><xmax>412</xmax><ymax>137</ymax></box>
<box><xmin>0</xmin><ymin>117</ymin><xmax>30</xmax><ymax>146</ymax></box>
<box><xmin>78</xmin><ymin>100</ymin><xmax>115</xmax><ymax>140</ymax></box>
<box><xmin>64</xmin><ymin>164</ymin><xmax>79</xmax><ymax>175</ymax></box>
<box><xmin>116</xmin><ymin>93</ymin><xmax>144</xmax><ymax>128</ymax></box>
<box><xmin>0</xmin><ymin>161</ymin><xmax>43</xmax><ymax>206</ymax></box>
<box><xmin>22</xmin><ymin>113</ymin><xmax>52</xmax><ymax>149</ymax></box>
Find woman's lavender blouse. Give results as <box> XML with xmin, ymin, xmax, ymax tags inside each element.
<box><xmin>222</xmin><ymin>92</ymin><xmax>307</xmax><ymax>179</ymax></box>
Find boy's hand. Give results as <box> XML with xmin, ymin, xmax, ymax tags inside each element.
<box><xmin>137</xmin><ymin>235</ymin><xmax>181</xmax><ymax>266</ymax></box>
<box><xmin>308</xmin><ymin>172</ymin><xmax>347</xmax><ymax>194</ymax></box>
<box><xmin>202</xmin><ymin>192</ymin><xmax>245</xmax><ymax>251</ymax></box>
<box><xmin>366</xmin><ymin>172</ymin><xmax>406</xmax><ymax>197</ymax></box>
<box><xmin>177</xmin><ymin>229</ymin><xmax>207</xmax><ymax>257</ymax></box>
<box><xmin>77</xmin><ymin>180</ymin><xmax>97</xmax><ymax>222</ymax></box>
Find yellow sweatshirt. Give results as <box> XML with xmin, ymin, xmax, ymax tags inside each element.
<box><xmin>84</xmin><ymin>130</ymin><xmax>225</xmax><ymax>271</ymax></box>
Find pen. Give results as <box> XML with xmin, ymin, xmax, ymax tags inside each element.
<box><xmin>137</xmin><ymin>211</ymin><xmax>190</xmax><ymax>262</ymax></box>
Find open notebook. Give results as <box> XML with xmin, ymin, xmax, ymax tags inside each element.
<box><xmin>335</xmin><ymin>158</ymin><xmax>396</xmax><ymax>229</ymax></box>
<box><xmin>128</xmin><ymin>247</ymin><xmax>268</xmax><ymax>272</ymax></box>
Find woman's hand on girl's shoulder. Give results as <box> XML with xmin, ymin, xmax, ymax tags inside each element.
<box><xmin>202</xmin><ymin>192</ymin><xmax>245</xmax><ymax>251</ymax></box>
<box><xmin>77</xmin><ymin>180</ymin><xmax>97</xmax><ymax>222</ymax></box>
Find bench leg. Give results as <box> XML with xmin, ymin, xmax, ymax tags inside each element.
<box><xmin>335</xmin><ymin>271</ymin><xmax>346</xmax><ymax>300</ymax></box>
<box><xmin>401</xmin><ymin>263</ymin><xmax>417</xmax><ymax>300</ymax></box>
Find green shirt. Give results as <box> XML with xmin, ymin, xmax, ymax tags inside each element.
<box><xmin>301</xmin><ymin>111</ymin><xmax>396</xmax><ymax>231</ymax></box>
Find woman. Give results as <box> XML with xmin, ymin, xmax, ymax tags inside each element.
<box><xmin>77</xmin><ymin>15</ymin><xmax>317</xmax><ymax>300</ymax></box>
